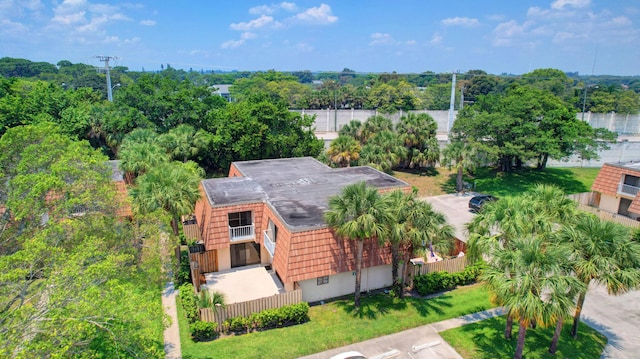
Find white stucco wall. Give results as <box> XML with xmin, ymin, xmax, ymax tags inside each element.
<box><xmin>599</xmin><ymin>194</ymin><xmax>620</xmax><ymax>213</ymax></box>
<box><xmin>298</xmin><ymin>264</ymin><xmax>392</xmax><ymax>303</ymax></box>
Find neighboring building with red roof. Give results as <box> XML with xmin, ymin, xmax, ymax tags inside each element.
<box><xmin>591</xmin><ymin>161</ymin><xmax>640</xmax><ymax>220</ymax></box>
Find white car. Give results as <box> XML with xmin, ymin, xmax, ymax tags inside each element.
<box><xmin>330</xmin><ymin>351</ymin><xmax>367</xmax><ymax>359</ymax></box>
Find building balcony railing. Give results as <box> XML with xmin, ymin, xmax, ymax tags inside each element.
<box><xmin>229</xmin><ymin>224</ymin><xmax>255</xmax><ymax>242</ymax></box>
<box><xmin>263</xmin><ymin>230</ymin><xmax>276</xmax><ymax>257</ymax></box>
<box><xmin>618</xmin><ymin>183</ymin><xmax>640</xmax><ymax>197</ymax></box>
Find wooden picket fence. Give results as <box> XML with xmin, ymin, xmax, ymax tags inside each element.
<box><xmin>200</xmin><ymin>289</ymin><xmax>303</xmax><ymax>331</ymax></box>
<box><xmin>189</xmin><ymin>250</ymin><xmax>217</xmax><ymax>291</ymax></box>
<box><xmin>575</xmin><ymin>203</ymin><xmax>640</xmax><ymax>228</ymax></box>
<box><xmin>181</xmin><ymin>215</ymin><xmax>202</xmax><ymax>242</ymax></box>
<box><xmin>412</xmin><ymin>255</ymin><xmax>469</xmax><ymax>277</ymax></box>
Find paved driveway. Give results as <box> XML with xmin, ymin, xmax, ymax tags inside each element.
<box><xmin>582</xmin><ymin>284</ymin><xmax>640</xmax><ymax>358</ymax></box>
<box><xmin>423</xmin><ymin>193</ymin><xmax>478</xmax><ymax>243</ymax></box>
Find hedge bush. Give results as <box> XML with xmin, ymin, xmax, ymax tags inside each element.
<box><xmin>175</xmin><ymin>250</ymin><xmax>191</xmax><ymax>286</ymax></box>
<box><xmin>190</xmin><ymin>320</ymin><xmax>218</xmax><ymax>342</ymax></box>
<box><xmin>179</xmin><ymin>283</ymin><xmax>199</xmax><ymax>324</ymax></box>
<box><xmin>413</xmin><ymin>261</ymin><xmax>484</xmax><ymax>296</ymax></box>
<box><xmin>222</xmin><ymin>302</ymin><xmax>310</xmax><ymax>334</ymax></box>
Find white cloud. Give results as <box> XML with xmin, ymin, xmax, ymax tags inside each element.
<box><xmin>0</xmin><ymin>18</ymin><xmax>29</xmax><ymax>35</ymax></box>
<box><xmin>294</xmin><ymin>4</ymin><xmax>337</xmax><ymax>25</ymax></box>
<box><xmin>241</xmin><ymin>31</ymin><xmax>256</xmax><ymax>40</ymax></box>
<box><xmin>551</xmin><ymin>0</ymin><xmax>590</xmax><ymax>10</ymax></box>
<box><xmin>140</xmin><ymin>19</ymin><xmax>155</xmax><ymax>26</ymax></box>
<box><xmin>430</xmin><ymin>32</ymin><xmax>443</xmax><ymax>45</ymax></box>
<box><xmin>221</xmin><ymin>39</ymin><xmax>245</xmax><ymax>49</ymax></box>
<box><xmin>492</xmin><ymin>0</ymin><xmax>639</xmax><ymax>48</ymax></box>
<box><xmin>230</xmin><ymin>14</ymin><xmax>274</xmax><ymax>31</ymax></box>
<box><xmin>441</xmin><ymin>17</ymin><xmax>480</xmax><ymax>27</ymax></box>
<box><xmin>406</xmin><ymin>39</ymin><xmax>416</xmax><ymax>45</ymax></box>
<box><xmin>249</xmin><ymin>2</ymin><xmax>297</xmax><ymax>15</ymax></box>
<box><xmin>297</xmin><ymin>42</ymin><xmax>313</xmax><ymax>52</ymax></box>
<box><xmin>369</xmin><ymin>32</ymin><xmax>395</xmax><ymax>46</ymax></box>
<box><xmin>52</xmin><ymin>10</ymin><xmax>86</xmax><ymax>25</ymax></box>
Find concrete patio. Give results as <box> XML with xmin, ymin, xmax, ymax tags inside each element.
<box><xmin>202</xmin><ymin>265</ymin><xmax>284</xmax><ymax>304</ymax></box>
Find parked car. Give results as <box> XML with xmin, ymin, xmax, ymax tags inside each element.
<box><xmin>469</xmin><ymin>194</ymin><xmax>497</xmax><ymax>212</ymax></box>
<box><xmin>330</xmin><ymin>351</ymin><xmax>367</xmax><ymax>359</ymax></box>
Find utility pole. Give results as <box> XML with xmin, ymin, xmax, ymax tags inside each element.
<box><xmin>95</xmin><ymin>55</ymin><xmax>117</xmax><ymax>102</ymax></box>
<box><xmin>447</xmin><ymin>71</ymin><xmax>457</xmax><ymax>135</ymax></box>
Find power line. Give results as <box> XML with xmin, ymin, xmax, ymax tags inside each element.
<box><xmin>95</xmin><ymin>55</ymin><xmax>118</xmax><ymax>102</ymax></box>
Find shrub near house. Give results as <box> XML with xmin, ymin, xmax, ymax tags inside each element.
<box><xmin>413</xmin><ymin>262</ymin><xmax>484</xmax><ymax>295</ymax></box>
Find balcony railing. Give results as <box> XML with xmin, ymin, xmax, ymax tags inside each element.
<box><xmin>229</xmin><ymin>224</ymin><xmax>255</xmax><ymax>242</ymax></box>
<box><xmin>263</xmin><ymin>230</ymin><xmax>276</xmax><ymax>257</ymax></box>
<box><xmin>618</xmin><ymin>183</ymin><xmax>640</xmax><ymax>197</ymax></box>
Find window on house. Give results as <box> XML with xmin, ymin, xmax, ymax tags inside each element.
<box><xmin>228</xmin><ymin>211</ymin><xmax>252</xmax><ymax>228</ymax></box>
<box><xmin>317</xmin><ymin>276</ymin><xmax>329</xmax><ymax>285</ymax></box>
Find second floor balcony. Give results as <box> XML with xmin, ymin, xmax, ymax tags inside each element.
<box><xmin>229</xmin><ymin>224</ymin><xmax>255</xmax><ymax>242</ymax></box>
<box><xmin>263</xmin><ymin>229</ymin><xmax>276</xmax><ymax>257</ymax></box>
<box><xmin>618</xmin><ymin>183</ymin><xmax>640</xmax><ymax>197</ymax></box>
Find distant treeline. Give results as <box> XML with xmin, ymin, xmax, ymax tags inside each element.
<box><xmin>1</xmin><ymin>56</ymin><xmax>638</xmax><ymax>115</ymax></box>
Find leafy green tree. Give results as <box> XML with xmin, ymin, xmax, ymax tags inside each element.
<box><xmin>454</xmin><ymin>84</ymin><xmax>614</xmax><ymax>171</ymax></box>
<box><xmin>325</xmin><ymin>182</ymin><xmax>390</xmax><ymax>307</ymax></box>
<box><xmin>559</xmin><ymin>214</ymin><xmax>640</xmax><ymax>338</ymax></box>
<box><xmin>130</xmin><ymin>161</ymin><xmax>202</xmax><ymax>235</ymax></box>
<box><xmin>0</xmin><ymin>122</ymin><xmax>165</xmax><ymax>357</ymax></box>
<box><xmin>326</xmin><ymin>135</ymin><xmax>361</xmax><ymax>167</ymax></box>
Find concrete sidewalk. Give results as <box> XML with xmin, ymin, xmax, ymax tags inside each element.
<box><xmin>299</xmin><ymin>307</ymin><xmax>505</xmax><ymax>359</ymax></box>
<box><xmin>163</xmin><ymin>282</ymin><xmax>182</xmax><ymax>359</ymax></box>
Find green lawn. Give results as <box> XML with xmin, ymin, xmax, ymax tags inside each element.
<box><xmin>440</xmin><ymin>316</ymin><xmax>607</xmax><ymax>359</ymax></box>
<box><xmin>178</xmin><ymin>284</ymin><xmax>495</xmax><ymax>359</ymax></box>
<box><xmin>465</xmin><ymin>167</ymin><xmax>601</xmax><ymax>197</ymax></box>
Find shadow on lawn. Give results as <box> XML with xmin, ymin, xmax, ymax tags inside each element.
<box><xmin>334</xmin><ymin>293</ymin><xmax>408</xmax><ymax>319</ymax></box>
<box><xmin>447</xmin><ymin>316</ymin><xmax>607</xmax><ymax>359</ymax></box>
<box><xmin>449</xmin><ymin>167</ymin><xmax>590</xmax><ymax>198</ymax></box>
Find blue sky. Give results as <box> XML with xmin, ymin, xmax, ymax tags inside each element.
<box><xmin>1</xmin><ymin>0</ymin><xmax>639</xmax><ymax>75</ymax></box>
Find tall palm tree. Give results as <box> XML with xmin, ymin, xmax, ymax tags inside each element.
<box><xmin>396</xmin><ymin>112</ymin><xmax>439</xmax><ymax>169</ymax></box>
<box><xmin>118</xmin><ymin>141</ymin><xmax>169</xmax><ymax>184</ymax></box>
<box><xmin>324</xmin><ymin>182</ymin><xmax>390</xmax><ymax>307</ymax></box>
<box><xmin>360</xmin><ymin>130</ymin><xmax>406</xmax><ymax>173</ymax></box>
<box><xmin>158</xmin><ymin>124</ymin><xmax>200</xmax><ymax>162</ymax></box>
<box><xmin>483</xmin><ymin>235</ymin><xmax>580</xmax><ymax>359</ymax></box>
<box><xmin>326</xmin><ymin>135</ymin><xmax>361</xmax><ymax>168</ymax></box>
<box><xmin>339</xmin><ymin>120</ymin><xmax>363</xmax><ymax>143</ymax></box>
<box><xmin>130</xmin><ymin>161</ymin><xmax>202</xmax><ymax>236</ymax></box>
<box><xmin>468</xmin><ymin>190</ymin><xmax>571</xmax><ymax>339</ymax></box>
<box><xmin>361</xmin><ymin>115</ymin><xmax>393</xmax><ymax>144</ymax></box>
<box><xmin>559</xmin><ymin>213</ymin><xmax>640</xmax><ymax>338</ymax></box>
<box><xmin>442</xmin><ymin>139</ymin><xmax>477</xmax><ymax>194</ymax></box>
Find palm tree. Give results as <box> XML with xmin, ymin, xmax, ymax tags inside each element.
<box><xmin>468</xmin><ymin>191</ymin><xmax>570</xmax><ymax>339</ymax></box>
<box><xmin>326</xmin><ymin>135</ymin><xmax>361</xmax><ymax>168</ymax></box>
<box><xmin>339</xmin><ymin>120</ymin><xmax>363</xmax><ymax>143</ymax></box>
<box><xmin>361</xmin><ymin>115</ymin><xmax>393</xmax><ymax>144</ymax></box>
<box><xmin>130</xmin><ymin>161</ymin><xmax>202</xmax><ymax>236</ymax></box>
<box><xmin>559</xmin><ymin>213</ymin><xmax>640</xmax><ymax>338</ymax></box>
<box><xmin>118</xmin><ymin>141</ymin><xmax>169</xmax><ymax>184</ymax></box>
<box><xmin>324</xmin><ymin>182</ymin><xmax>390</xmax><ymax>307</ymax></box>
<box><xmin>483</xmin><ymin>235</ymin><xmax>580</xmax><ymax>359</ymax></box>
<box><xmin>396</xmin><ymin>112</ymin><xmax>439</xmax><ymax>169</ymax></box>
<box><xmin>158</xmin><ymin>124</ymin><xmax>200</xmax><ymax>162</ymax></box>
<box><xmin>442</xmin><ymin>139</ymin><xmax>477</xmax><ymax>194</ymax></box>
<box><xmin>360</xmin><ymin>130</ymin><xmax>406</xmax><ymax>173</ymax></box>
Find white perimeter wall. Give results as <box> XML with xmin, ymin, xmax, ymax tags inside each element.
<box><xmin>298</xmin><ymin>264</ymin><xmax>392</xmax><ymax>303</ymax></box>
